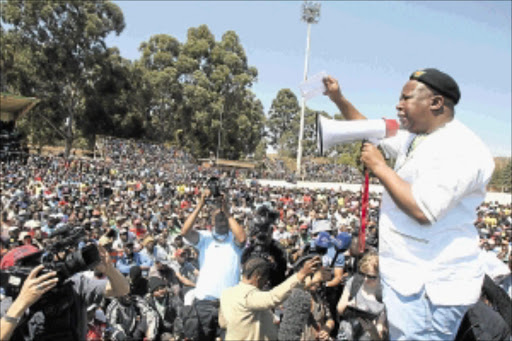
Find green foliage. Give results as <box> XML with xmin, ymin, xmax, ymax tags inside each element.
<box><xmin>267</xmin><ymin>89</ymin><xmax>300</xmax><ymax>148</ymax></box>
<box><xmin>1</xmin><ymin>0</ymin><xmax>126</xmax><ymax>156</ymax></box>
<box><xmin>2</xmin><ymin>5</ymin><xmax>264</xmax><ymax>160</ymax></box>
<box><xmin>135</xmin><ymin>26</ymin><xmax>264</xmax><ymax>159</ymax></box>
<box><xmin>490</xmin><ymin>159</ymin><xmax>512</xmax><ymax>192</ymax></box>
<box><xmin>265</xmin><ymin>93</ymin><xmax>372</xmax><ymax>168</ymax></box>
<box><xmin>266</xmin><ymin>88</ymin><xmax>334</xmax><ymax>159</ymax></box>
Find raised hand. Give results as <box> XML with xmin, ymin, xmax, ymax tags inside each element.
<box><xmin>17</xmin><ymin>265</ymin><xmax>59</xmax><ymax>309</ymax></box>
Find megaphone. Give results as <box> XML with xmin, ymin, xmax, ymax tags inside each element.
<box><xmin>316</xmin><ymin>115</ymin><xmax>399</xmax><ymax>155</ymax></box>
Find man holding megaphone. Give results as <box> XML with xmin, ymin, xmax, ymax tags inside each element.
<box><xmin>323</xmin><ymin>69</ymin><xmax>494</xmax><ymax>341</ymax></box>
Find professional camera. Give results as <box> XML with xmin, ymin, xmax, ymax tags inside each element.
<box><xmin>248</xmin><ymin>204</ymin><xmax>280</xmax><ymax>250</ymax></box>
<box><xmin>242</xmin><ymin>205</ymin><xmax>287</xmax><ymax>287</ymax></box>
<box><xmin>338</xmin><ymin>306</ymin><xmax>380</xmax><ymax>341</ymax></box>
<box><xmin>206</xmin><ymin>176</ymin><xmax>222</xmax><ymax>198</ymax></box>
<box><xmin>292</xmin><ymin>240</ymin><xmax>329</xmax><ymax>272</ymax></box>
<box><xmin>0</xmin><ymin>225</ymin><xmax>101</xmax><ymax>303</ymax></box>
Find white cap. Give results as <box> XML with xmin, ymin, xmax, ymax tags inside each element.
<box><xmin>312</xmin><ymin>220</ymin><xmax>332</xmax><ymax>234</ymax></box>
<box><xmin>94</xmin><ymin>309</ymin><xmax>107</xmax><ymax>323</ymax></box>
<box><xmin>18</xmin><ymin>231</ymin><xmax>31</xmax><ymax>241</ymax></box>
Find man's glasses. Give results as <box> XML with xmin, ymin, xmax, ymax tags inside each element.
<box><xmin>360</xmin><ymin>272</ymin><xmax>379</xmax><ymax>280</ymax></box>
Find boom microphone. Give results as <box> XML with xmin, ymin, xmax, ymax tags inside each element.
<box><xmin>278</xmin><ymin>288</ymin><xmax>312</xmax><ymax>341</ymax></box>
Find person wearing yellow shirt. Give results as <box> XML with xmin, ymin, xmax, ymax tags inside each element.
<box><xmin>337</xmin><ymin>196</ymin><xmax>345</xmax><ymax>207</ymax></box>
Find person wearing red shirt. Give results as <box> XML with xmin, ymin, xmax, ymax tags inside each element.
<box><xmin>303</xmin><ymin>192</ymin><xmax>312</xmax><ymax>205</ymax></box>
<box><xmin>130</xmin><ymin>219</ymin><xmax>147</xmax><ymax>239</ymax></box>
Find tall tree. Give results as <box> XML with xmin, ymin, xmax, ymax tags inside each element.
<box><xmin>302</xmin><ymin>108</ymin><xmax>329</xmax><ymax>157</ymax></box>
<box><xmin>490</xmin><ymin>159</ymin><xmax>512</xmax><ymax>192</ymax></box>
<box><xmin>137</xmin><ymin>34</ymin><xmax>181</xmax><ymax>141</ymax></box>
<box><xmin>1</xmin><ymin>1</ymin><xmax>125</xmax><ymax>157</ymax></box>
<box><xmin>267</xmin><ymin>89</ymin><xmax>300</xmax><ymax>149</ymax></box>
<box><xmin>171</xmin><ymin>26</ymin><xmax>263</xmax><ymax>159</ymax></box>
<box><xmin>80</xmin><ymin>47</ymin><xmax>143</xmax><ymax>148</ymax></box>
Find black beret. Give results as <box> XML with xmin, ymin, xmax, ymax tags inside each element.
<box><xmin>410</xmin><ymin>68</ymin><xmax>461</xmax><ymax>104</ymax></box>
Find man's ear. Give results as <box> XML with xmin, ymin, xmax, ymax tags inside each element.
<box><xmin>430</xmin><ymin>95</ymin><xmax>445</xmax><ymax>113</ymax></box>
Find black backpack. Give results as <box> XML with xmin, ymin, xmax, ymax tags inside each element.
<box><xmin>349</xmin><ymin>273</ymin><xmax>383</xmax><ymax>303</ymax></box>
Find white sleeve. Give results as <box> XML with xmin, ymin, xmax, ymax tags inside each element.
<box><xmin>379</xmin><ymin>130</ymin><xmax>409</xmax><ymax>159</ymax></box>
<box><xmin>411</xmin><ymin>153</ymin><xmax>493</xmax><ymax>224</ymax></box>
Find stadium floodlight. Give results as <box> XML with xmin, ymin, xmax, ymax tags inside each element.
<box><xmin>301</xmin><ymin>1</ymin><xmax>321</xmax><ymax>24</ymax></box>
<box><xmin>297</xmin><ymin>1</ymin><xmax>321</xmax><ymax>177</ymax></box>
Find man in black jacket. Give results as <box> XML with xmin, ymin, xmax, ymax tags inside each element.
<box><xmin>145</xmin><ymin>277</ymin><xmax>184</xmax><ymax>340</ymax></box>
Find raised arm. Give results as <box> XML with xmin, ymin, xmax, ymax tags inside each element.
<box><xmin>1</xmin><ymin>265</ymin><xmax>58</xmax><ymax>341</ymax></box>
<box><xmin>181</xmin><ymin>189</ymin><xmax>209</xmax><ymax>244</ymax></box>
<box><xmin>337</xmin><ymin>282</ymin><xmax>351</xmax><ymax>315</ymax></box>
<box><xmin>245</xmin><ymin>257</ymin><xmax>320</xmax><ymax>310</ymax></box>
<box><xmin>323</xmin><ymin>76</ymin><xmax>366</xmax><ymax>121</ymax></box>
<box><xmin>221</xmin><ymin>193</ymin><xmax>246</xmax><ymax>245</ymax></box>
<box><xmin>96</xmin><ymin>244</ymin><xmax>130</xmax><ymax>298</ymax></box>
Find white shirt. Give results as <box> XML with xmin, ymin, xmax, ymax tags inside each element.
<box><xmin>479</xmin><ymin>250</ymin><xmax>510</xmax><ymax>280</ymax></box>
<box><xmin>379</xmin><ymin>119</ymin><xmax>494</xmax><ymax>305</ymax></box>
<box><xmin>193</xmin><ymin>231</ymin><xmax>244</xmax><ymax>300</ymax></box>
<box><xmin>272</xmin><ymin>229</ymin><xmax>290</xmax><ymax>242</ymax></box>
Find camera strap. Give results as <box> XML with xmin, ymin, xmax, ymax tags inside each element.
<box><xmin>330</xmin><ymin>249</ymin><xmax>341</xmax><ymax>269</ymax></box>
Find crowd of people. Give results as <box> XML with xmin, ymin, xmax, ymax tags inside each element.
<box><xmin>0</xmin><ymin>133</ymin><xmax>510</xmax><ymax>340</ymax></box>
<box><xmin>253</xmin><ymin>156</ymin><xmax>365</xmax><ymax>184</ymax></box>
<box><xmin>301</xmin><ymin>161</ymin><xmax>365</xmax><ymax>184</ymax></box>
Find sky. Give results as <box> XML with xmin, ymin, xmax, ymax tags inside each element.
<box><xmin>105</xmin><ymin>1</ymin><xmax>512</xmax><ymax>157</ymax></box>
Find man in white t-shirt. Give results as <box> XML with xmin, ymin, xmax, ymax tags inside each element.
<box><xmin>181</xmin><ymin>188</ymin><xmax>246</xmax><ymax>341</ymax></box>
<box><xmin>324</xmin><ymin>68</ymin><xmax>494</xmax><ymax>340</ymax></box>
<box><xmin>272</xmin><ymin>221</ymin><xmax>290</xmax><ymax>243</ymax></box>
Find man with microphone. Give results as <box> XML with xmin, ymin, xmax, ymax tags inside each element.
<box><xmin>323</xmin><ymin>69</ymin><xmax>494</xmax><ymax>340</ymax></box>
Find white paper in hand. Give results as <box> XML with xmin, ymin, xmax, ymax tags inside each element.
<box><xmin>299</xmin><ymin>71</ymin><xmax>327</xmax><ymax>100</ymax></box>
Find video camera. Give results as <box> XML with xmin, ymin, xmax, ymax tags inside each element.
<box><xmin>249</xmin><ymin>204</ymin><xmax>280</xmax><ymax>251</ymax></box>
<box><xmin>206</xmin><ymin>176</ymin><xmax>223</xmax><ymax>198</ymax></box>
<box><xmin>0</xmin><ymin>225</ymin><xmax>101</xmax><ymax>305</ymax></box>
<box><xmin>242</xmin><ymin>205</ymin><xmax>287</xmax><ymax>287</ymax></box>
<box><xmin>292</xmin><ymin>241</ymin><xmax>329</xmax><ymax>273</ymax></box>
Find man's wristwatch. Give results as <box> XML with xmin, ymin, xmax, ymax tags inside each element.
<box><xmin>2</xmin><ymin>315</ymin><xmax>21</xmax><ymax>324</ymax></box>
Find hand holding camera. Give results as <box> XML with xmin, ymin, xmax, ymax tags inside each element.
<box><xmin>16</xmin><ymin>265</ymin><xmax>58</xmax><ymax>310</ymax></box>
<box><xmin>199</xmin><ymin>188</ymin><xmax>211</xmax><ymax>205</ymax></box>
<box><xmin>94</xmin><ymin>244</ymin><xmax>113</xmax><ymax>274</ymax></box>
<box><xmin>220</xmin><ymin>193</ymin><xmax>230</xmax><ymax>214</ymax></box>
<box><xmin>312</xmin><ymin>267</ymin><xmax>332</xmax><ymax>285</ymax></box>
<box><xmin>297</xmin><ymin>255</ymin><xmax>321</xmax><ymax>282</ymax></box>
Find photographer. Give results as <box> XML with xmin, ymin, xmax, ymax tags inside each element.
<box><xmin>242</xmin><ymin>204</ymin><xmax>288</xmax><ymax>288</ymax></box>
<box><xmin>0</xmin><ymin>242</ymin><xmax>129</xmax><ymax>341</ymax></box>
<box><xmin>180</xmin><ymin>186</ymin><xmax>246</xmax><ymax>341</ymax></box>
<box><xmin>219</xmin><ymin>256</ymin><xmax>321</xmax><ymax>341</ymax></box>
<box><xmin>293</xmin><ymin>221</ymin><xmax>346</xmax><ymax>336</ymax></box>
<box><xmin>337</xmin><ymin>251</ymin><xmax>386</xmax><ymax>341</ymax></box>
<box><xmin>279</xmin><ymin>266</ymin><xmax>334</xmax><ymax>341</ymax></box>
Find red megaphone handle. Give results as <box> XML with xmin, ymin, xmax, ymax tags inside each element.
<box><xmin>359</xmin><ymin>169</ymin><xmax>370</xmax><ymax>253</ymax></box>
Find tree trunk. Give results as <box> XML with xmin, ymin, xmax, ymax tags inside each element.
<box><xmin>65</xmin><ymin>135</ymin><xmax>73</xmax><ymax>158</ymax></box>
<box><xmin>64</xmin><ymin>88</ymin><xmax>75</xmax><ymax>159</ymax></box>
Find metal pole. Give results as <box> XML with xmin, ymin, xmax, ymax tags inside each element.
<box><xmin>217</xmin><ymin>109</ymin><xmax>222</xmax><ymax>160</ymax></box>
<box><xmin>296</xmin><ymin>23</ymin><xmax>312</xmax><ymax>177</ymax></box>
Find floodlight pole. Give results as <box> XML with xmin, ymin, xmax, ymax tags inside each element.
<box><xmin>296</xmin><ymin>1</ymin><xmax>320</xmax><ymax>178</ymax></box>
<box><xmin>217</xmin><ymin>110</ymin><xmax>222</xmax><ymax>160</ymax></box>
